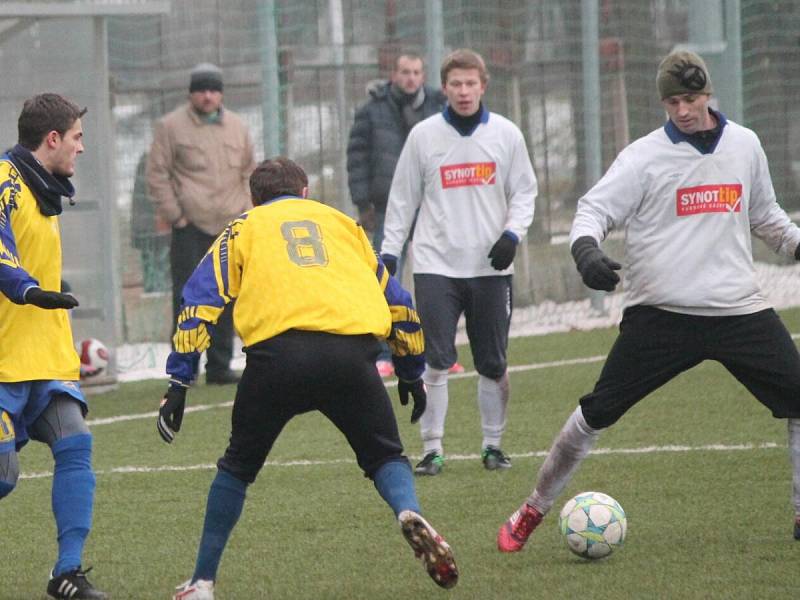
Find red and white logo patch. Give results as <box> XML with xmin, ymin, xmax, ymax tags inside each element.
<box><xmin>676</xmin><ymin>184</ymin><xmax>742</xmax><ymax>216</ymax></box>
<box><xmin>440</xmin><ymin>162</ymin><xmax>497</xmax><ymax>188</ymax></box>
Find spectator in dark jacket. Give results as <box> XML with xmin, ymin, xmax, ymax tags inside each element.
<box><xmin>346</xmin><ymin>52</ymin><xmax>445</xmax><ymax>377</ymax></box>
<box><xmin>347</xmin><ymin>52</ymin><xmax>445</xmax><ymax>251</ymax></box>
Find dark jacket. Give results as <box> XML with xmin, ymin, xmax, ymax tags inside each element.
<box><xmin>346</xmin><ymin>82</ymin><xmax>445</xmax><ymax>213</ymax></box>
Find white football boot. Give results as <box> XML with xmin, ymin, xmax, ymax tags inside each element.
<box><xmin>173</xmin><ymin>579</ymin><xmax>214</xmax><ymax>600</ymax></box>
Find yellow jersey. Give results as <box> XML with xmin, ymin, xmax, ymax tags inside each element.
<box><xmin>0</xmin><ymin>159</ymin><xmax>80</xmax><ymax>382</ymax></box>
<box><xmin>167</xmin><ymin>196</ymin><xmax>424</xmax><ymax>384</ymax></box>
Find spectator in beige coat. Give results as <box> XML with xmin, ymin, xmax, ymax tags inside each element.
<box><xmin>147</xmin><ymin>63</ymin><xmax>256</xmax><ymax>385</ymax></box>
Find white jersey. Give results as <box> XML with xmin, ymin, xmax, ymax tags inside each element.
<box><xmin>382</xmin><ymin>110</ymin><xmax>537</xmax><ymax>278</ymax></box>
<box><xmin>571</xmin><ymin>115</ymin><xmax>800</xmax><ymax>316</ymax></box>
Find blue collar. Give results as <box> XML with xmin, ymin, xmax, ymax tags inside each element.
<box><xmin>443</xmin><ymin>104</ymin><xmax>489</xmax><ymax>136</ymax></box>
<box><xmin>664</xmin><ymin>107</ymin><xmax>727</xmax><ymax>154</ymax></box>
<box><xmin>257</xmin><ymin>194</ymin><xmax>302</xmax><ymax>206</ymax></box>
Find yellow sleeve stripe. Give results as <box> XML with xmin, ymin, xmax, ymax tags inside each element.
<box><xmin>177</xmin><ymin>304</ymin><xmax>223</xmax><ymax>326</ymax></box>
<box><xmin>196</xmin><ymin>304</ymin><xmax>224</xmax><ymax>323</ymax></box>
<box><xmin>176</xmin><ymin>305</ymin><xmax>195</xmax><ymax>325</ymax></box>
<box><xmin>173</xmin><ymin>322</ymin><xmax>212</xmax><ymax>354</ymax></box>
<box><xmin>387</xmin><ymin>328</ymin><xmax>425</xmax><ymax>357</ymax></box>
<box><xmin>377</xmin><ymin>264</ymin><xmax>389</xmax><ymax>292</ymax></box>
<box><xmin>0</xmin><ymin>239</ymin><xmax>21</xmax><ymax>267</ymax></box>
<box><xmin>0</xmin><ymin>256</ymin><xmax>21</xmax><ymax>269</ymax></box>
<box><xmin>389</xmin><ymin>304</ymin><xmax>421</xmax><ymax>325</ymax></box>
<box><xmin>386</xmin><ymin>305</ymin><xmax>424</xmax><ymax>357</ymax></box>
<box><xmin>213</xmin><ymin>244</ymin><xmax>233</xmax><ymax>303</ymax></box>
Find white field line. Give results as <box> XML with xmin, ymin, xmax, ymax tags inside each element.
<box><xmin>85</xmin><ymin>355</ymin><xmax>609</xmax><ymax>429</ymax></box>
<box><xmin>21</xmin><ymin>342</ymin><xmax>795</xmax><ymax>481</ymax></box>
<box><xmin>19</xmin><ymin>442</ymin><xmax>783</xmax><ymax>481</ymax></box>
<box><xmin>86</xmin><ymin>401</ymin><xmax>234</xmax><ymax>426</ymax></box>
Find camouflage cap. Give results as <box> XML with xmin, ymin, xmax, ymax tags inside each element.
<box><xmin>656</xmin><ymin>50</ymin><xmax>713</xmax><ymax>99</ymax></box>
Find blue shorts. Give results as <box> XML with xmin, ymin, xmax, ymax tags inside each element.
<box><xmin>0</xmin><ymin>380</ymin><xmax>86</xmax><ymax>453</ymax></box>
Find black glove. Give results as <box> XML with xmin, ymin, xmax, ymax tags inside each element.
<box><xmin>398</xmin><ymin>378</ymin><xmax>426</xmax><ymax>424</ymax></box>
<box><xmin>381</xmin><ymin>254</ymin><xmax>398</xmax><ymax>276</ymax></box>
<box><xmin>24</xmin><ymin>287</ymin><xmax>79</xmax><ymax>309</ymax></box>
<box><xmin>571</xmin><ymin>236</ymin><xmax>622</xmax><ymax>292</ymax></box>
<box><xmin>488</xmin><ymin>232</ymin><xmax>518</xmax><ymax>270</ymax></box>
<box><xmin>157</xmin><ymin>382</ymin><xmax>187</xmax><ymax>443</ymax></box>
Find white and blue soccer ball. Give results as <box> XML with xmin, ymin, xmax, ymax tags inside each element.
<box><xmin>558</xmin><ymin>491</ymin><xmax>627</xmax><ymax>559</ymax></box>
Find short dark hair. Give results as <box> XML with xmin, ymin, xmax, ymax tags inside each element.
<box><xmin>249</xmin><ymin>157</ymin><xmax>308</xmax><ymax>204</ymax></box>
<box><xmin>18</xmin><ymin>93</ymin><xmax>87</xmax><ymax>150</ymax></box>
<box><xmin>440</xmin><ymin>48</ymin><xmax>489</xmax><ymax>86</ymax></box>
<box><xmin>394</xmin><ymin>51</ymin><xmax>424</xmax><ymax>71</ymax></box>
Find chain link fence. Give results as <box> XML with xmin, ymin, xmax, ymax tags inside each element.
<box><xmin>106</xmin><ymin>0</ymin><xmax>800</xmax><ymax>344</ymax></box>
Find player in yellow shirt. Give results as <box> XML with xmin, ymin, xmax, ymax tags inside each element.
<box><xmin>0</xmin><ymin>94</ymin><xmax>107</xmax><ymax>599</ymax></box>
<box><xmin>158</xmin><ymin>157</ymin><xmax>458</xmax><ymax>599</ymax></box>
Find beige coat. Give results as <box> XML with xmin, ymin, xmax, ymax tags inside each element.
<box><xmin>146</xmin><ymin>103</ymin><xmax>256</xmax><ymax>235</ymax></box>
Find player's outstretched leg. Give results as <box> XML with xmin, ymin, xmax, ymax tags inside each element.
<box><xmin>173</xmin><ymin>579</ymin><xmax>215</xmax><ymax>600</ymax></box>
<box><xmin>398</xmin><ymin>510</ymin><xmax>458</xmax><ymax>589</ymax></box>
<box><xmin>171</xmin><ymin>469</ymin><xmax>248</xmax><ymax>599</ymax></box>
<box><xmin>497</xmin><ymin>502</ymin><xmax>544</xmax><ymax>553</ymax></box>
<box><xmin>47</xmin><ymin>567</ymin><xmax>108</xmax><ymax>600</ymax></box>
<box><xmin>497</xmin><ymin>406</ymin><xmax>601</xmax><ymax>553</ymax></box>
<box><xmin>789</xmin><ymin>418</ymin><xmax>800</xmax><ymax>540</ymax></box>
<box><xmin>373</xmin><ymin>460</ymin><xmax>457</xmax><ymax>586</ymax></box>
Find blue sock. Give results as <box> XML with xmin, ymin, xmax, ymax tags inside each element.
<box><xmin>51</xmin><ymin>434</ymin><xmax>95</xmax><ymax>576</ymax></box>
<box><xmin>373</xmin><ymin>460</ymin><xmax>420</xmax><ymax>517</ymax></box>
<box><xmin>193</xmin><ymin>469</ymin><xmax>248</xmax><ymax>582</ymax></box>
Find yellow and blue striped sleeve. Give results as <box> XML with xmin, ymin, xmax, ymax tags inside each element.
<box><xmin>0</xmin><ymin>171</ymin><xmax>39</xmax><ymax>303</ymax></box>
<box><xmin>375</xmin><ymin>253</ymin><xmax>425</xmax><ymax>382</ymax></box>
<box><xmin>166</xmin><ymin>217</ymin><xmax>245</xmax><ymax>384</ymax></box>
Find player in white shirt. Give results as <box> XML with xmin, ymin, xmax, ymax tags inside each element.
<box><xmin>497</xmin><ymin>50</ymin><xmax>800</xmax><ymax>551</ymax></box>
<box><xmin>382</xmin><ymin>48</ymin><xmax>537</xmax><ymax>475</ymax></box>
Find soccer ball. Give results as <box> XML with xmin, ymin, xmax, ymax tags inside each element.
<box><xmin>558</xmin><ymin>491</ymin><xmax>627</xmax><ymax>559</ymax></box>
<box><xmin>78</xmin><ymin>338</ymin><xmax>110</xmax><ymax>378</ymax></box>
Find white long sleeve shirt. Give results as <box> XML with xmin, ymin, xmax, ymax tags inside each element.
<box><xmin>382</xmin><ymin>110</ymin><xmax>537</xmax><ymax>278</ymax></box>
<box><xmin>570</xmin><ymin>114</ymin><xmax>800</xmax><ymax>315</ymax></box>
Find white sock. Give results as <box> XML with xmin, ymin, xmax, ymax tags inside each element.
<box><xmin>789</xmin><ymin>418</ymin><xmax>800</xmax><ymax>515</ymax></box>
<box><xmin>527</xmin><ymin>406</ymin><xmax>602</xmax><ymax>515</ymax></box>
<box><xmin>479</xmin><ymin>372</ymin><xmax>509</xmax><ymax>449</ymax></box>
<box><xmin>420</xmin><ymin>367</ymin><xmax>449</xmax><ymax>455</ymax></box>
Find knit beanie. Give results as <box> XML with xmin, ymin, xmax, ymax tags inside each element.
<box><xmin>189</xmin><ymin>63</ymin><xmax>223</xmax><ymax>93</ymax></box>
<box><xmin>656</xmin><ymin>50</ymin><xmax>712</xmax><ymax>99</ymax></box>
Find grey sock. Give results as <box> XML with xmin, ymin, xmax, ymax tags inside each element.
<box><xmin>528</xmin><ymin>406</ymin><xmax>602</xmax><ymax>515</ymax></box>
<box><xmin>789</xmin><ymin>418</ymin><xmax>800</xmax><ymax>515</ymax></box>
<box><xmin>479</xmin><ymin>372</ymin><xmax>509</xmax><ymax>449</ymax></box>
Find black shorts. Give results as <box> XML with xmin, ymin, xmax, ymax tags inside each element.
<box><xmin>580</xmin><ymin>306</ymin><xmax>800</xmax><ymax>429</ymax></box>
<box><xmin>217</xmin><ymin>330</ymin><xmax>407</xmax><ymax>483</ymax></box>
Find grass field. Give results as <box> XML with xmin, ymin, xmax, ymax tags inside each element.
<box><xmin>5</xmin><ymin>308</ymin><xmax>800</xmax><ymax>599</ymax></box>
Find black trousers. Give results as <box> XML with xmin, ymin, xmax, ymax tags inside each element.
<box><xmin>170</xmin><ymin>223</ymin><xmax>234</xmax><ymax>376</ymax></box>
<box><xmin>581</xmin><ymin>306</ymin><xmax>800</xmax><ymax>429</ymax></box>
<box><xmin>217</xmin><ymin>330</ymin><xmax>408</xmax><ymax>483</ymax></box>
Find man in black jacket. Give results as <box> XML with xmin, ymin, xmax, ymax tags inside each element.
<box><xmin>346</xmin><ymin>51</ymin><xmax>446</xmax><ymax>377</ymax></box>
<box><xmin>347</xmin><ymin>52</ymin><xmax>444</xmax><ymax>243</ymax></box>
